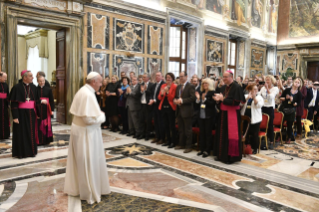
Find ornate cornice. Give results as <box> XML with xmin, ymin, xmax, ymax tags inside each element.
<box><xmin>167</xmin><ymin>8</ymin><xmax>203</xmax><ymax>25</ymax></box>
<box><xmin>295</xmin><ymin>43</ymin><xmax>319</xmax><ymax>49</ymax></box>
<box><xmin>24</xmin><ymin>29</ymin><xmax>48</xmax><ymax>40</ymax></box>
<box><xmin>91</xmin><ymin>0</ymin><xmax>167</xmax><ymax>23</ymax></box>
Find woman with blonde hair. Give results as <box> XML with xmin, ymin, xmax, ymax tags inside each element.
<box><xmin>195</xmin><ymin>78</ymin><xmax>217</xmax><ymax>158</ymax></box>
<box><xmin>280</xmin><ymin>78</ymin><xmax>302</xmax><ymax>143</ymax></box>
<box><xmin>260</xmin><ymin>75</ymin><xmax>279</xmax><ymax>149</ymax></box>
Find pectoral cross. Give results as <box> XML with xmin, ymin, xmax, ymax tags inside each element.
<box><xmin>26</xmin><ymin>98</ymin><xmax>30</xmax><ymax>102</ymax></box>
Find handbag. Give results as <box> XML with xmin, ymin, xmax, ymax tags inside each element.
<box><xmin>283</xmin><ymin>107</ymin><xmax>295</xmax><ymax>115</ymax></box>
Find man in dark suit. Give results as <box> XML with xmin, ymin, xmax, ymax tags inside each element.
<box><xmin>150</xmin><ymin>72</ymin><xmax>165</xmax><ymax>144</ymax></box>
<box><xmin>174</xmin><ymin>71</ymin><xmax>196</xmax><ymax>153</ymax></box>
<box><xmin>125</xmin><ymin>76</ymin><xmax>142</xmax><ymax>138</ymax></box>
<box><xmin>305</xmin><ymin>81</ymin><xmax>319</xmax><ymax>130</ymax></box>
<box><xmin>138</xmin><ymin>73</ymin><xmax>154</xmax><ymax>140</ymax></box>
<box><xmin>191</xmin><ymin>76</ymin><xmax>201</xmax><ymax>127</ymax></box>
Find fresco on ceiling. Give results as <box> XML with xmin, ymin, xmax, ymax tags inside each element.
<box><xmin>231</xmin><ymin>0</ymin><xmax>246</xmax><ymax>26</ymax></box>
<box><xmin>289</xmin><ymin>0</ymin><xmax>319</xmax><ymax>38</ymax></box>
<box><xmin>268</xmin><ymin>0</ymin><xmax>278</xmax><ymax>33</ymax></box>
<box><xmin>251</xmin><ymin>0</ymin><xmax>263</xmax><ymax>28</ymax></box>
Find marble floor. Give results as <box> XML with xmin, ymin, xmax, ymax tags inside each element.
<box><xmin>1</xmin><ymin>124</ymin><xmax>319</xmax><ymax>211</ymax></box>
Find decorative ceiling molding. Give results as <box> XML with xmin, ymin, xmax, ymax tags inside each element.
<box><xmin>24</xmin><ymin>29</ymin><xmax>48</xmax><ymax>40</ymax></box>
<box><xmin>167</xmin><ymin>8</ymin><xmax>203</xmax><ymax>25</ymax></box>
<box><xmin>251</xmin><ymin>38</ymin><xmax>267</xmax><ymax>47</ymax></box>
<box><xmin>4</xmin><ymin>0</ymin><xmax>86</xmax><ymax>16</ymax></box>
<box><xmin>205</xmin><ymin>25</ymin><xmax>229</xmax><ymax>37</ymax></box>
<box><xmin>295</xmin><ymin>43</ymin><xmax>319</xmax><ymax>49</ymax></box>
<box><xmin>92</xmin><ymin>0</ymin><xmax>167</xmax><ymax>21</ymax></box>
<box><xmin>228</xmin><ymin>27</ymin><xmax>250</xmax><ymax>40</ymax></box>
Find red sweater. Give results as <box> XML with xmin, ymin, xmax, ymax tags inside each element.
<box><xmin>158</xmin><ymin>83</ymin><xmax>177</xmax><ymax>111</ymax></box>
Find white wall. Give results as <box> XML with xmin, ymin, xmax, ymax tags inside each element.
<box><xmin>18</xmin><ymin>36</ymin><xmax>27</xmax><ymax>72</ymax></box>
<box><xmin>47</xmin><ymin>30</ymin><xmax>57</xmax><ymax>83</ymax></box>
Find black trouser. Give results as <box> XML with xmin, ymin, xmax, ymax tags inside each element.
<box><xmin>154</xmin><ymin>106</ymin><xmax>165</xmax><ymax>140</ymax></box>
<box><xmin>140</xmin><ymin>104</ymin><xmax>153</xmax><ymax>137</ymax></box>
<box><xmin>162</xmin><ymin>107</ymin><xmax>176</xmax><ymax>145</ymax></box>
<box><xmin>286</xmin><ymin>120</ymin><xmax>294</xmax><ymax>140</ymax></box>
<box><xmin>296</xmin><ymin>116</ymin><xmax>302</xmax><ymax>135</ymax></box>
<box><xmin>177</xmin><ymin>115</ymin><xmax>193</xmax><ymax>149</ymax></box>
<box><xmin>262</xmin><ymin>107</ymin><xmax>274</xmax><ymax>142</ymax></box>
<box><xmin>119</xmin><ymin>106</ymin><xmax>128</xmax><ymax>132</ymax></box>
<box><xmin>314</xmin><ymin>113</ymin><xmax>319</xmax><ymax>130</ymax></box>
<box><xmin>192</xmin><ymin>111</ymin><xmax>199</xmax><ymax>127</ymax></box>
<box><xmin>199</xmin><ymin>117</ymin><xmax>214</xmax><ymax>153</ymax></box>
<box><xmin>307</xmin><ymin>107</ymin><xmax>317</xmax><ymax>130</ymax></box>
<box><xmin>243</xmin><ymin>121</ymin><xmax>261</xmax><ymax>150</ymax></box>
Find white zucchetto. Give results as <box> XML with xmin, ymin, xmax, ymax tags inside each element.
<box><xmin>86</xmin><ymin>72</ymin><xmax>100</xmax><ymax>80</ymax></box>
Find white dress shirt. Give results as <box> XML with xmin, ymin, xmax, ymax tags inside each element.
<box><xmin>309</xmin><ymin>88</ymin><xmax>317</xmax><ymax>107</ymax></box>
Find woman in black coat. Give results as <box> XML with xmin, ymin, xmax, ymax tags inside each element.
<box><xmin>195</xmin><ymin>78</ymin><xmax>217</xmax><ymax>158</ymax></box>
<box><xmin>280</xmin><ymin>78</ymin><xmax>302</xmax><ymax>143</ymax></box>
<box><xmin>105</xmin><ymin>76</ymin><xmax>120</xmax><ymax>132</ymax></box>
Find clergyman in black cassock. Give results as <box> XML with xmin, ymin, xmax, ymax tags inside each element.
<box><xmin>0</xmin><ymin>73</ymin><xmax>10</xmax><ymax>139</ymax></box>
<box><xmin>213</xmin><ymin>71</ymin><xmax>245</xmax><ymax>163</ymax></box>
<box><xmin>10</xmin><ymin>70</ymin><xmax>40</xmax><ymax>158</ymax></box>
<box><xmin>37</xmin><ymin>76</ymin><xmax>55</xmax><ymax>145</ymax></box>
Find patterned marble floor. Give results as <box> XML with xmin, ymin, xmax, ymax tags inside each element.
<box><xmin>0</xmin><ymin>124</ymin><xmax>319</xmax><ymax>212</ymax></box>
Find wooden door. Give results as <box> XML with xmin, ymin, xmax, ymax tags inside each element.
<box><xmin>56</xmin><ymin>29</ymin><xmax>66</xmax><ymax>124</ymax></box>
<box><xmin>307</xmin><ymin>62</ymin><xmax>319</xmax><ymax>82</ymax></box>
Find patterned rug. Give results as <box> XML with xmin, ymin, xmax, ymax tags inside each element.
<box><xmin>274</xmin><ymin>135</ymin><xmax>319</xmax><ymax>161</ymax></box>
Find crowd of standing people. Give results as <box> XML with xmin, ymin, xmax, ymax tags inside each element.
<box><xmin>0</xmin><ymin>69</ymin><xmax>317</xmax><ymax>163</ymax></box>
<box><xmin>96</xmin><ymin>71</ymin><xmax>317</xmax><ymax>163</ymax></box>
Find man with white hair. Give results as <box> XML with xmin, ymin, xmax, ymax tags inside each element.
<box><xmin>10</xmin><ymin>70</ymin><xmax>40</xmax><ymax>158</ymax></box>
<box><xmin>0</xmin><ymin>72</ymin><xmax>10</xmax><ymax>139</ymax></box>
<box><xmin>64</xmin><ymin>72</ymin><xmax>110</xmax><ymax>204</ymax></box>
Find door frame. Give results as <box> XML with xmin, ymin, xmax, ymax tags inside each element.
<box><xmin>5</xmin><ymin>5</ymin><xmax>84</xmax><ymax>124</ymax></box>
<box><xmin>300</xmin><ymin>56</ymin><xmax>319</xmax><ymax>80</ymax></box>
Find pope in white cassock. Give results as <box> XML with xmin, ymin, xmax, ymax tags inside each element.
<box><xmin>64</xmin><ymin>72</ymin><xmax>110</xmax><ymax>204</ymax></box>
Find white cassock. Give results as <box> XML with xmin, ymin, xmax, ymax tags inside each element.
<box><xmin>64</xmin><ymin>84</ymin><xmax>110</xmax><ymax>204</ymax></box>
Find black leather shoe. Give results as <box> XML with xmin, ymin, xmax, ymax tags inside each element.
<box><xmin>127</xmin><ymin>132</ymin><xmax>135</xmax><ymax>136</ymax></box>
<box><xmin>202</xmin><ymin>152</ymin><xmax>209</xmax><ymax>158</ymax></box>
<box><xmin>145</xmin><ymin>137</ymin><xmax>150</xmax><ymax>141</ymax></box>
<box><xmin>197</xmin><ymin>151</ymin><xmax>203</xmax><ymax>156</ymax></box>
<box><xmin>137</xmin><ymin>135</ymin><xmax>144</xmax><ymax>140</ymax></box>
<box><xmin>133</xmin><ymin>134</ymin><xmax>138</xmax><ymax>138</ymax></box>
<box><xmin>174</xmin><ymin>146</ymin><xmax>185</xmax><ymax>150</ymax></box>
<box><xmin>168</xmin><ymin>144</ymin><xmax>175</xmax><ymax>148</ymax></box>
<box><xmin>151</xmin><ymin>139</ymin><xmax>158</xmax><ymax>143</ymax></box>
<box><xmin>157</xmin><ymin>140</ymin><xmax>164</xmax><ymax>145</ymax></box>
<box><xmin>183</xmin><ymin>149</ymin><xmax>192</xmax><ymax>153</ymax></box>
<box><xmin>162</xmin><ymin>143</ymin><xmax>169</xmax><ymax>146</ymax></box>
<box><xmin>252</xmin><ymin>149</ymin><xmax>258</xmax><ymax>154</ymax></box>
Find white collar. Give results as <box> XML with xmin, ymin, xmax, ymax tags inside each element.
<box><xmin>85</xmin><ymin>84</ymin><xmax>95</xmax><ymax>93</ymax></box>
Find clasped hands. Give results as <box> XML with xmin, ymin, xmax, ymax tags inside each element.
<box><xmin>174</xmin><ymin>98</ymin><xmax>182</xmax><ymax>105</ymax></box>
<box><xmin>213</xmin><ymin>93</ymin><xmax>224</xmax><ymax>102</ymax></box>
